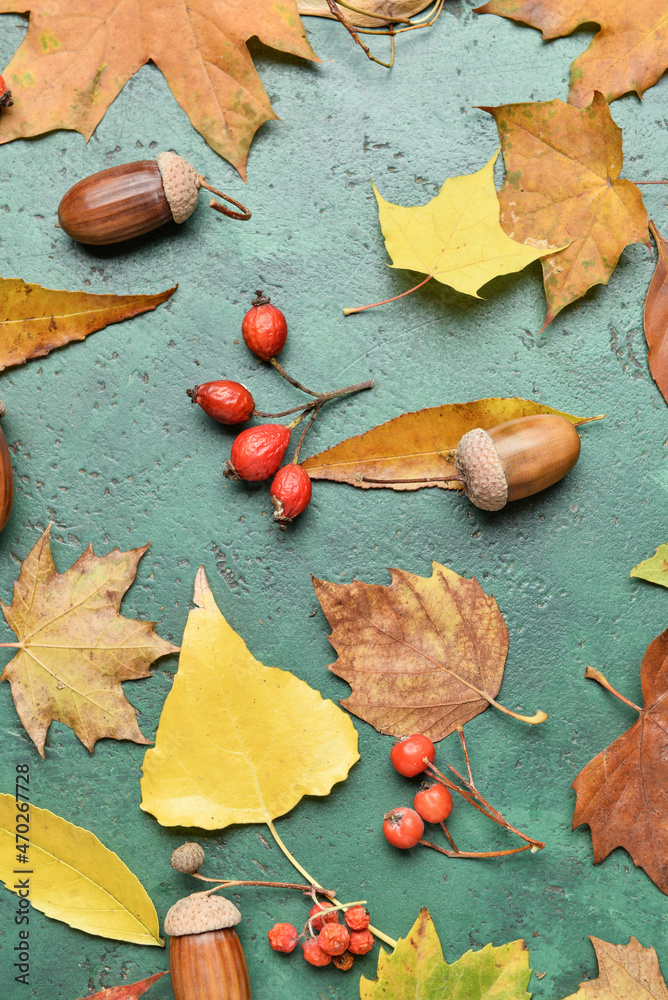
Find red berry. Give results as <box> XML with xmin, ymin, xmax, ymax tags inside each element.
<box><xmin>414</xmin><ymin>783</ymin><xmax>453</xmax><ymax>824</ymax></box>
<box><xmin>302</xmin><ymin>937</ymin><xmax>331</xmax><ymax>967</ymax></box>
<box><xmin>268</xmin><ymin>922</ymin><xmax>298</xmax><ymax>953</ymax></box>
<box><xmin>186</xmin><ymin>380</ymin><xmax>255</xmax><ymax>425</ymax></box>
<box><xmin>344</xmin><ymin>906</ymin><xmax>370</xmax><ymax>931</ymax></box>
<box><xmin>390</xmin><ymin>734</ymin><xmax>436</xmax><ymax>777</ymax></box>
<box><xmin>333</xmin><ymin>951</ymin><xmax>355</xmax><ymax>971</ymax></box>
<box><xmin>348</xmin><ymin>929</ymin><xmax>374</xmax><ymax>955</ymax></box>
<box><xmin>224</xmin><ymin>423</ymin><xmax>291</xmax><ymax>482</ymax></box>
<box><xmin>270</xmin><ymin>464</ymin><xmax>312</xmax><ymax>526</ymax></box>
<box><xmin>242</xmin><ymin>291</ymin><xmax>287</xmax><ymax>361</ymax></box>
<box><xmin>0</xmin><ymin>76</ymin><xmax>12</xmax><ymax>108</ymax></box>
<box><xmin>317</xmin><ymin>923</ymin><xmax>350</xmax><ymax>956</ymax></box>
<box><xmin>382</xmin><ymin>806</ymin><xmax>424</xmax><ymax>849</ymax></box>
<box><xmin>308</xmin><ymin>902</ymin><xmax>339</xmax><ymax>931</ymax></box>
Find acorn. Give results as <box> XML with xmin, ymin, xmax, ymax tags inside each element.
<box><xmin>0</xmin><ymin>399</ymin><xmax>14</xmax><ymax>532</ymax></box>
<box><xmin>363</xmin><ymin>413</ymin><xmax>584</xmax><ymax>510</ymax></box>
<box><xmin>164</xmin><ymin>893</ymin><xmax>250</xmax><ymax>1000</ymax></box>
<box><xmin>58</xmin><ymin>152</ymin><xmax>251</xmax><ymax>245</ymax></box>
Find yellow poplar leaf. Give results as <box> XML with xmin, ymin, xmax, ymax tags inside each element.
<box><xmin>140</xmin><ymin>567</ymin><xmax>359</xmax><ymax>829</ymax></box>
<box><xmin>0</xmin><ymin>524</ymin><xmax>178</xmax><ymax>756</ymax></box>
<box><xmin>302</xmin><ymin>396</ymin><xmax>601</xmax><ymax>490</ymax></box>
<box><xmin>0</xmin><ymin>795</ymin><xmax>162</xmax><ymax>946</ymax></box>
<box><xmin>0</xmin><ymin>278</ymin><xmax>176</xmax><ymax>371</ymax></box>
<box><xmin>372</xmin><ymin>151</ymin><xmax>564</xmax><ymax>298</ymax></box>
<box><xmin>361</xmin><ymin>908</ymin><xmax>532</xmax><ymax>1000</ymax></box>
<box><xmin>630</xmin><ymin>544</ymin><xmax>668</xmax><ymax>589</ymax></box>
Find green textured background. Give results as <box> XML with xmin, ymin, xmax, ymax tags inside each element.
<box><xmin>0</xmin><ymin>3</ymin><xmax>667</xmax><ymax>999</ymax></box>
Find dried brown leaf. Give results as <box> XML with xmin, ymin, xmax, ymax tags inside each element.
<box><xmin>643</xmin><ymin>221</ymin><xmax>668</xmax><ymax>405</ymax></box>
<box><xmin>562</xmin><ymin>937</ymin><xmax>668</xmax><ymax>1000</ymax></box>
<box><xmin>75</xmin><ymin>974</ymin><xmax>167</xmax><ymax>1000</ymax></box>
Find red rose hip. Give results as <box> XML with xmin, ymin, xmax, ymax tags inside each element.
<box><xmin>186</xmin><ymin>380</ymin><xmax>255</xmax><ymax>425</ymax></box>
<box><xmin>390</xmin><ymin>734</ymin><xmax>436</xmax><ymax>777</ymax></box>
<box><xmin>317</xmin><ymin>923</ymin><xmax>350</xmax><ymax>956</ymax></box>
<box><xmin>270</xmin><ymin>464</ymin><xmax>312</xmax><ymax>526</ymax></box>
<box><xmin>224</xmin><ymin>424</ymin><xmax>291</xmax><ymax>482</ymax></box>
<box><xmin>414</xmin><ymin>783</ymin><xmax>453</xmax><ymax>824</ymax></box>
<box><xmin>242</xmin><ymin>291</ymin><xmax>287</xmax><ymax>361</ymax></box>
<box><xmin>382</xmin><ymin>807</ymin><xmax>424</xmax><ymax>849</ymax></box>
<box><xmin>302</xmin><ymin>937</ymin><xmax>331</xmax><ymax>967</ymax></box>
<box><xmin>268</xmin><ymin>922</ymin><xmax>298</xmax><ymax>953</ymax></box>
<box><xmin>348</xmin><ymin>930</ymin><xmax>374</xmax><ymax>955</ymax></box>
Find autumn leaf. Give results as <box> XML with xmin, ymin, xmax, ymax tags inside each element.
<box><xmin>313</xmin><ymin>561</ymin><xmax>546</xmax><ymax>742</ymax></box>
<box><xmin>0</xmin><ymin>795</ymin><xmax>163</xmax><ymax>945</ymax></box>
<box><xmin>630</xmin><ymin>545</ymin><xmax>668</xmax><ymax>589</ymax></box>
<box><xmin>75</xmin><ymin>974</ymin><xmax>167</xmax><ymax>1000</ymax></box>
<box><xmin>298</xmin><ymin>0</ymin><xmax>431</xmax><ymax>28</ymax></box>
<box><xmin>562</xmin><ymin>937</ymin><xmax>668</xmax><ymax>1000</ymax></box>
<box><xmin>475</xmin><ymin>1</ymin><xmax>668</xmax><ymax>108</ymax></box>
<box><xmin>141</xmin><ymin>567</ymin><xmax>358</xmax><ymax>829</ymax></box>
<box><xmin>360</xmin><ymin>908</ymin><xmax>532</xmax><ymax>1000</ymax></box>
<box><xmin>302</xmin><ymin>397</ymin><xmax>599</xmax><ymax>489</ymax></box>
<box><xmin>0</xmin><ymin>278</ymin><xmax>176</xmax><ymax>371</ymax></box>
<box><xmin>0</xmin><ymin>1</ymin><xmax>317</xmax><ymax>175</ymax></box>
<box><xmin>572</xmin><ymin>630</ymin><xmax>668</xmax><ymax>894</ymax></box>
<box><xmin>0</xmin><ymin>524</ymin><xmax>178</xmax><ymax>756</ymax></box>
<box><xmin>482</xmin><ymin>95</ymin><xmax>648</xmax><ymax>329</ymax></box>
<box><xmin>643</xmin><ymin>222</ymin><xmax>668</xmax><ymax>406</ymax></box>
<box><xmin>366</xmin><ymin>151</ymin><xmax>561</xmax><ymax>301</ymax></box>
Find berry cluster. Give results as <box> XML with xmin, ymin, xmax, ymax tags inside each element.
<box><xmin>384</xmin><ymin>734</ymin><xmax>453</xmax><ymax>849</ymax></box>
<box><xmin>187</xmin><ymin>291</ymin><xmax>372</xmax><ymax>528</ymax></box>
<box><xmin>268</xmin><ymin>899</ymin><xmax>374</xmax><ymax>971</ymax></box>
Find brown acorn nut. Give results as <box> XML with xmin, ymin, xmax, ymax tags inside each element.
<box><xmin>58</xmin><ymin>153</ymin><xmax>251</xmax><ymax>245</ymax></box>
<box><xmin>165</xmin><ymin>893</ymin><xmax>250</xmax><ymax>1000</ymax></box>
<box><xmin>0</xmin><ymin>399</ymin><xmax>13</xmax><ymax>532</ymax></box>
<box><xmin>454</xmin><ymin>414</ymin><xmax>581</xmax><ymax>510</ymax></box>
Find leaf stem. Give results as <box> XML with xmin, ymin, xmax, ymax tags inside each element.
<box><xmin>191</xmin><ymin>873</ymin><xmax>336</xmax><ymax>896</ymax></box>
<box><xmin>343</xmin><ymin>273</ymin><xmax>433</xmax><ymax>316</ymax></box>
<box><xmin>584</xmin><ymin>666</ymin><xmax>642</xmax><ymax>713</ymax></box>
<box><xmin>266</xmin><ymin>818</ymin><xmax>398</xmax><ymax>949</ymax></box>
<box><xmin>420</xmin><ymin>839</ymin><xmax>536</xmax><ymax>859</ymax></box>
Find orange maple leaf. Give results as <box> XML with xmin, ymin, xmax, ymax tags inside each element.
<box><xmin>0</xmin><ymin>0</ymin><xmax>318</xmax><ymax>176</ymax></box>
<box><xmin>475</xmin><ymin>0</ymin><xmax>668</xmax><ymax>108</ymax></box>
<box><xmin>0</xmin><ymin>525</ymin><xmax>178</xmax><ymax>756</ymax></box>
<box><xmin>483</xmin><ymin>94</ymin><xmax>648</xmax><ymax>328</ymax></box>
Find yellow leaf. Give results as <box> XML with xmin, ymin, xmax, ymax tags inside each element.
<box><xmin>140</xmin><ymin>567</ymin><xmax>359</xmax><ymax>829</ymax></box>
<box><xmin>0</xmin><ymin>795</ymin><xmax>162</xmax><ymax>946</ymax></box>
<box><xmin>630</xmin><ymin>544</ymin><xmax>668</xmax><ymax>589</ymax></box>
<box><xmin>373</xmin><ymin>151</ymin><xmax>564</xmax><ymax>298</ymax></box>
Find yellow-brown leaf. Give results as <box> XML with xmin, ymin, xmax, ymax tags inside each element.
<box><xmin>0</xmin><ymin>524</ymin><xmax>178</xmax><ymax>756</ymax></box>
<box><xmin>302</xmin><ymin>396</ymin><xmax>598</xmax><ymax>489</ymax></box>
<box><xmin>562</xmin><ymin>937</ymin><xmax>668</xmax><ymax>1000</ymax></box>
<box><xmin>298</xmin><ymin>0</ymin><xmax>430</xmax><ymax>28</ymax></box>
<box><xmin>643</xmin><ymin>221</ymin><xmax>668</xmax><ymax>406</ymax></box>
<box><xmin>0</xmin><ymin>278</ymin><xmax>175</xmax><ymax>371</ymax></box>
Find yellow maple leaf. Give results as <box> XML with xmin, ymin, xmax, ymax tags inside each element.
<box><xmin>0</xmin><ymin>795</ymin><xmax>162</xmax><ymax>946</ymax></box>
<box><xmin>372</xmin><ymin>151</ymin><xmax>564</xmax><ymax>298</ymax></box>
<box><xmin>140</xmin><ymin>567</ymin><xmax>359</xmax><ymax>829</ymax></box>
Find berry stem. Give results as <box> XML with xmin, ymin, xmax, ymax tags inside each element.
<box><xmin>271</xmin><ymin>359</ymin><xmax>321</xmax><ymax>397</ymax></box>
<box><xmin>419</xmin><ymin>840</ymin><xmax>536</xmax><ymax>859</ymax></box>
<box><xmin>266</xmin><ymin>818</ymin><xmax>398</xmax><ymax>949</ymax></box>
<box><xmin>304</xmin><ymin>900</ymin><xmax>367</xmax><ymax>937</ymax></box>
<box><xmin>584</xmin><ymin>666</ymin><xmax>642</xmax><ymax>713</ymax></box>
<box><xmin>197</xmin><ymin>178</ymin><xmax>252</xmax><ymax>221</ymax></box>
<box><xmin>293</xmin><ymin>407</ymin><xmax>321</xmax><ymax>464</ymax></box>
<box><xmin>343</xmin><ymin>273</ymin><xmax>434</xmax><ymax>316</ymax></box>
<box><xmin>440</xmin><ymin>821</ymin><xmax>459</xmax><ymax>853</ymax></box>
<box><xmin>253</xmin><ymin>403</ymin><xmax>315</xmax><ymax>418</ymax></box>
<box><xmin>190</xmin><ymin>874</ymin><xmax>336</xmax><ymax>896</ymax></box>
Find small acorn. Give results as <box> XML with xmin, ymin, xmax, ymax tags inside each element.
<box><xmin>58</xmin><ymin>152</ymin><xmax>251</xmax><ymax>245</ymax></box>
<box><xmin>0</xmin><ymin>399</ymin><xmax>13</xmax><ymax>532</ymax></box>
<box><xmin>170</xmin><ymin>842</ymin><xmax>205</xmax><ymax>875</ymax></box>
<box><xmin>165</xmin><ymin>893</ymin><xmax>250</xmax><ymax>1000</ymax></box>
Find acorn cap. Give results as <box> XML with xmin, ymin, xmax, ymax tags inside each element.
<box><xmin>454</xmin><ymin>427</ymin><xmax>508</xmax><ymax>511</ymax></box>
<box><xmin>164</xmin><ymin>893</ymin><xmax>242</xmax><ymax>936</ymax></box>
<box><xmin>157</xmin><ymin>152</ymin><xmax>201</xmax><ymax>224</ymax></box>
<box><xmin>170</xmin><ymin>841</ymin><xmax>205</xmax><ymax>874</ymax></box>
<box><xmin>0</xmin><ymin>399</ymin><xmax>6</xmax><ymax>418</ymax></box>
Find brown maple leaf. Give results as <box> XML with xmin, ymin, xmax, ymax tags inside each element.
<box><xmin>643</xmin><ymin>221</ymin><xmax>668</xmax><ymax>407</ymax></box>
<box><xmin>313</xmin><ymin>562</ymin><xmax>546</xmax><ymax>742</ymax></box>
<box><xmin>563</xmin><ymin>937</ymin><xmax>668</xmax><ymax>1000</ymax></box>
<box><xmin>0</xmin><ymin>524</ymin><xmax>178</xmax><ymax>756</ymax></box>
<box><xmin>475</xmin><ymin>1</ymin><xmax>668</xmax><ymax>108</ymax></box>
<box><xmin>572</xmin><ymin>630</ymin><xmax>668</xmax><ymax>894</ymax></box>
<box><xmin>483</xmin><ymin>94</ymin><xmax>648</xmax><ymax>328</ymax></box>
<box><xmin>0</xmin><ymin>1</ymin><xmax>318</xmax><ymax>176</ymax></box>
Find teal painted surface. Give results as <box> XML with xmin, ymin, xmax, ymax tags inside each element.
<box><xmin>0</xmin><ymin>4</ymin><xmax>667</xmax><ymax>999</ymax></box>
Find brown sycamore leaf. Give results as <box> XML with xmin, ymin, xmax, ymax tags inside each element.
<box><xmin>75</xmin><ymin>973</ymin><xmax>167</xmax><ymax>1000</ymax></box>
<box><xmin>298</xmin><ymin>0</ymin><xmax>432</xmax><ymax>28</ymax></box>
<box><xmin>562</xmin><ymin>937</ymin><xmax>668</xmax><ymax>1000</ymax></box>
<box><xmin>643</xmin><ymin>221</ymin><xmax>668</xmax><ymax>406</ymax></box>
<box><xmin>572</xmin><ymin>630</ymin><xmax>668</xmax><ymax>894</ymax></box>
<box><xmin>302</xmin><ymin>396</ymin><xmax>600</xmax><ymax>489</ymax></box>
<box><xmin>313</xmin><ymin>561</ymin><xmax>547</xmax><ymax>742</ymax></box>
<box><xmin>475</xmin><ymin>1</ymin><xmax>668</xmax><ymax>108</ymax></box>
<box><xmin>0</xmin><ymin>278</ymin><xmax>176</xmax><ymax>371</ymax></box>
<box><xmin>0</xmin><ymin>524</ymin><xmax>178</xmax><ymax>756</ymax></box>
<box><xmin>483</xmin><ymin>95</ymin><xmax>648</xmax><ymax>328</ymax></box>
<box><xmin>0</xmin><ymin>1</ymin><xmax>317</xmax><ymax>176</ymax></box>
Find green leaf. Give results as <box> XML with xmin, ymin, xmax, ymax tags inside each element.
<box><xmin>360</xmin><ymin>909</ymin><xmax>532</xmax><ymax>1000</ymax></box>
<box><xmin>630</xmin><ymin>545</ymin><xmax>668</xmax><ymax>589</ymax></box>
